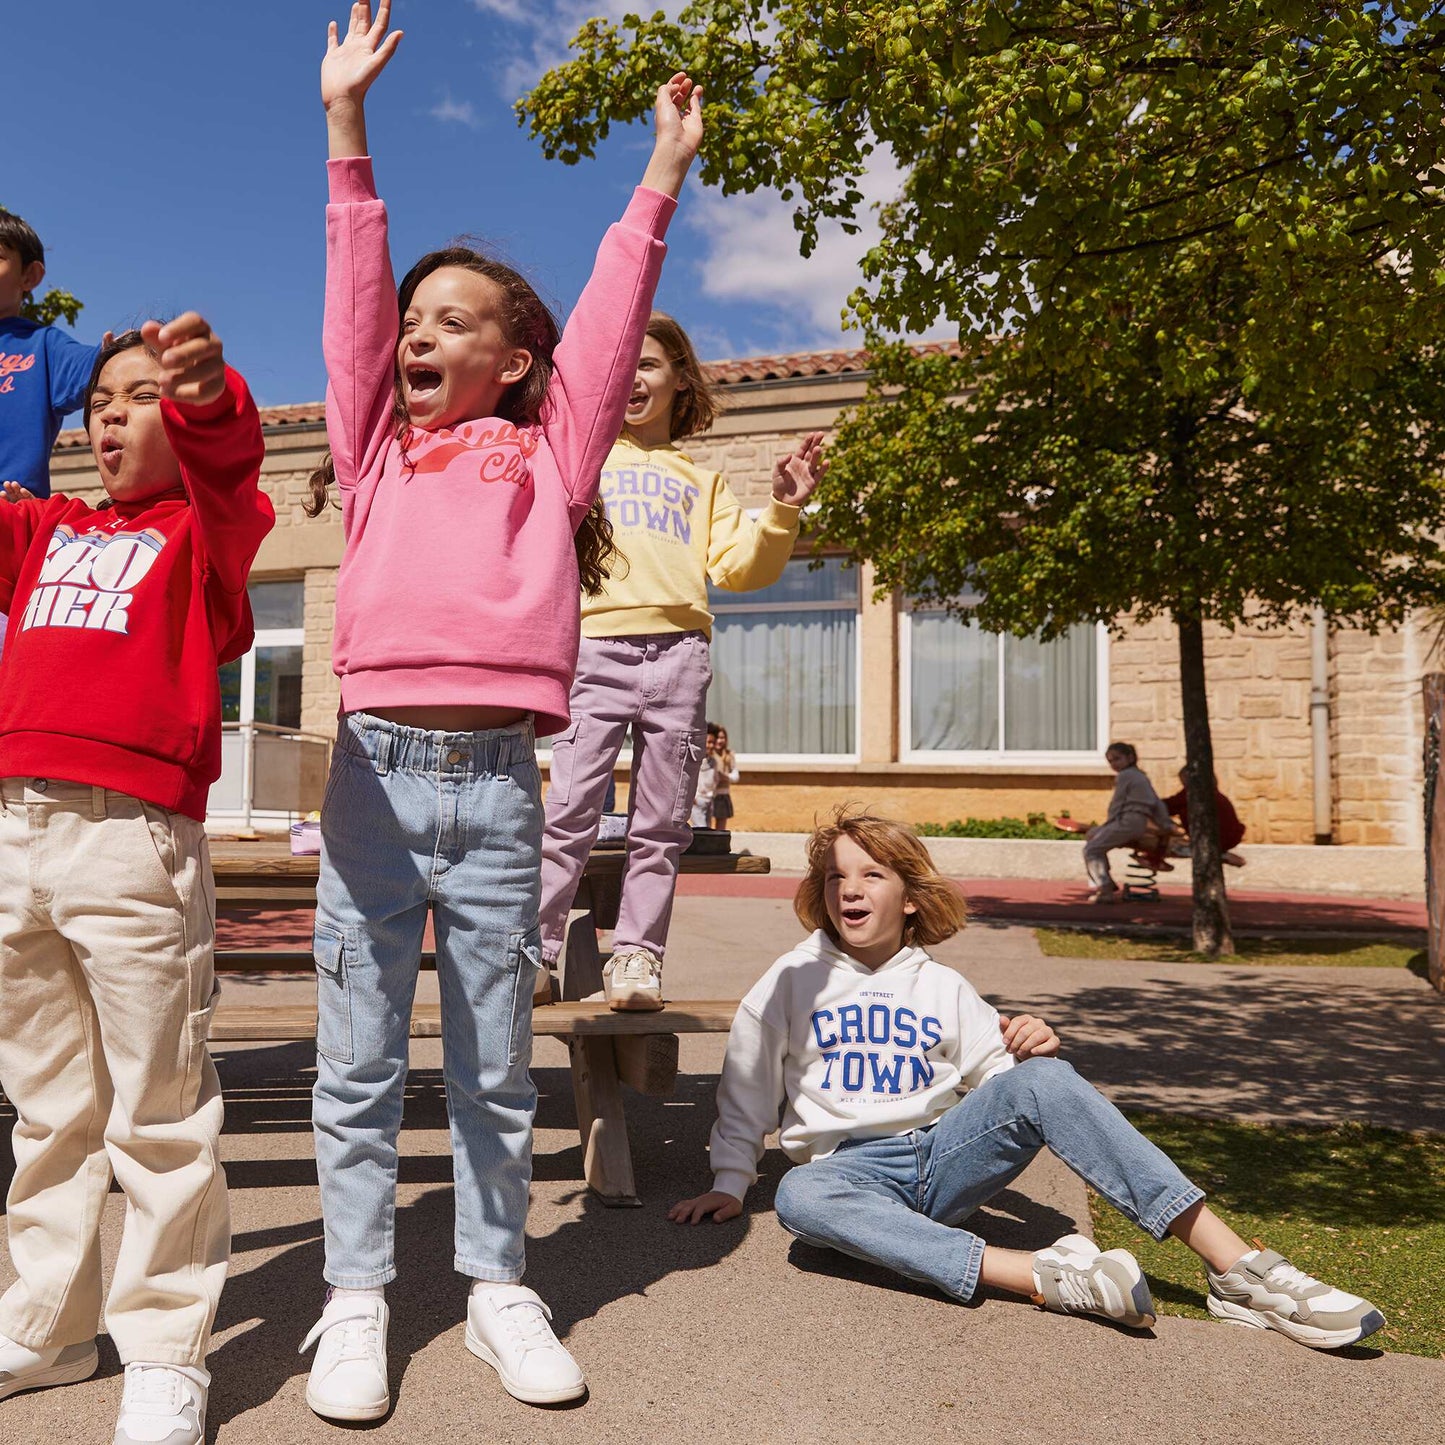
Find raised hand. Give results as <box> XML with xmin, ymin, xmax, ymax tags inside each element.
<box><xmin>2</xmin><ymin>482</ymin><xmax>36</xmax><ymax>502</ymax></box>
<box><xmin>770</xmin><ymin>431</ymin><xmax>828</xmax><ymax>507</ymax></box>
<box><xmin>641</xmin><ymin>72</ymin><xmax>704</xmax><ymax>199</ymax></box>
<box><xmin>321</xmin><ymin>2</ymin><xmax>403</xmax><ymax>111</ymax></box>
<box><xmin>141</xmin><ymin>314</ymin><xmax>226</xmax><ymax>409</ymax></box>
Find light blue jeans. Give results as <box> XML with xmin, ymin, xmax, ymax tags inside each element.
<box><xmin>311</xmin><ymin>712</ymin><xmax>543</xmax><ymax>1287</ymax></box>
<box><xmin>773</xmin><ymin>1058</ymin><xmax>1203</xmax><ymax>1301</ymax></box>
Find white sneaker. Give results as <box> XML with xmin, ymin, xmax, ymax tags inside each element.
<box><xmin>112</xmin><ymin>1363</ymin><xmax>208</xmax><ymax>1445</ymax></box>
<box><xmin>299</xmin><ymin>1293</ymin><xmax>390</xmax><ymax>1422</ymax></box>
<box><xmin>1031</xmin><ymin>1233</ymin><xmax>1156</xmax><ymax>1329</ymax></box>
<box><xmin>465</xmin><ymin>1285</ymin><xmax>585</xmax><ymax>1404</ymax></box>
<box><xmin>0</xmin><ymin>1331</ymin><xmax>98</xmax><ymax>1401</ymax></box>
<box><xmin>602</xmin><ymin>949</ymin><xmax>664</xmax><ymax>1011</ymax></box>
<box><xmin>1207</xmin><ymin>1247</ymin><xmax>1385</xmax><ymax>1349</ymax></box>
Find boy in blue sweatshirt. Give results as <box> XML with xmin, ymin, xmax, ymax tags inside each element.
<box><xmin>0</xmin><ymin>208</ymin><xmax>101</xmax><ymax>500</ymax></box>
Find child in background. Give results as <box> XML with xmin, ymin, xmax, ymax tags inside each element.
<box><xmin>689</xmin><ymin>721</ymin><xmax>719</xmax><ymax>828</ymax></box>
<box><xmin>1164</xmin><ymin>767</ymin><xmax>1248</xmax><ymax>868</ymax></box>
<box><xmin>0</xmin><ymin>208</ymin><xmax>101</xmax><ymax>500</ymax></box>
<box><xmin>301</xmin><ymin>4</ymin><xmax>699</xmax><ymax>1419</ymax></box>
<box><xmin>709</xmin><ymin>721</ymin><xmax>738</xmax><ymax>828</ymax></box>
<box><xmin>538</xmin><ymin>312</ymin><xmax>827</xmax><ymax>1011</ymax></box>
<box><xmin>0</xmin><ymin>317</ymin><xmax>274</xmax><ymax>1445</ymax></box>
<box><xmin>672</xmin><ymin>811</ymin><xmax>1385</xmax><ymax>1352</ymax></box>
<box><xmin>1083</xmin><ymin>741</ymin><xmax>1173</xmax><ymax>902</ymax></box>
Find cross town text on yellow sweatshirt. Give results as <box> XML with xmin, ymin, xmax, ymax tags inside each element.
<box><xmin>582</xmin><ymin>437</ymin><xmax>801</xmax><ymax>639</ymax></box>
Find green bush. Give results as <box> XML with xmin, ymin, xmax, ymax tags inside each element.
<box><xmin>915</xmin><ymin>813</ymin><xmax>1078</xmax><ymax>841</ymax></box>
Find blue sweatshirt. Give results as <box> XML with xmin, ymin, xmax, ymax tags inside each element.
<box><xmin>0</xmin><ymin>316</ymin><xmax>101</xmax><ymax>497</ymax></box>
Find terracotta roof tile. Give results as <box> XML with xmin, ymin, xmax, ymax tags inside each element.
<box><xmin>53</xmin><ymin>343</ymin><xmax>958</xmax><ymax>450</ymax></box>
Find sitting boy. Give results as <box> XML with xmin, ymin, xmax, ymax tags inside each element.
<box><xmin>672</xmin><ymin>810</ymin><xmax>1382</xmax><ymax>1350</ymax></box>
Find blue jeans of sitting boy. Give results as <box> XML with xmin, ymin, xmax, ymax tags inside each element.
<box><xmin>311</xmin><ymin>712</ymin><xmax>544</xmax><ymax>1288</ymax></box>
<box><xmin>773</xmin><ymin>1057</ymin><xmax>1203</xmax><ymax>1302</ymax></box>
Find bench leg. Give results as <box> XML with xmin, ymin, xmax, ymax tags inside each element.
<box><xmin>568</xmin><ymin>1036</ymin><xmax>640</xmax><ymax>1208</ymax></box>
<box><xmin>614</xmin><ymin>1034</ymin><xmax>679</xmax><ymax>1096</ymax></box>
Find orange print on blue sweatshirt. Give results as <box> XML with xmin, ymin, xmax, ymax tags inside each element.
<box><xmin>19</xmin><ymin>523</ymin><xmax>168</xmax><ymax>636</ymax></box>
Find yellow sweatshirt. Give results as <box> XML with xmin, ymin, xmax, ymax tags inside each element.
<box><xmin>583</xmin><ymin>437</ymin><xmax>802</xmax><ymax>639</ymax></box>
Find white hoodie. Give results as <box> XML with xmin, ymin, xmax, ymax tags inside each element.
<box><xmin>709</xmin><ymin>931</ymin><xmax>1016</xmax><ymax>1202</ymax></box>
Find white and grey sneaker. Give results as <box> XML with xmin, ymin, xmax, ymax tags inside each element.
<box><xmin>299</xmin><ymin>1293</ymin><xmax>390</xmax><ymax>1421</ymax></box>
<box><xmin>1207</xmin><ymin>1247</ymin><xmax>1385</xmax><ymax>1349</ymax></box>
<box><xmin>112</xmin><ymin>1363</ymin><xmax>207</xmax><ymax>1445</ymax></box>
<box><xmin>465</xmin><ymin>1285</ymin><xmax>585</xmax><ymax>1404</ymax></box>
<box><xmin>1031</xmin><ymin>1233</ymin><xmax>1156</xmax><ymax>1329</ymax></box>
<box><xmin>0</xmin><ymin>1332</ymin><xmax>98</xmax><ymax>1401</ymax></box>
<box><xmin>602</xmin><ymin>948</ymin><xmax>664</xmax><ymax>1012</ymax></box>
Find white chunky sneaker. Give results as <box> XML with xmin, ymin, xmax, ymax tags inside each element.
<box><xmin>0</xmin><ymin>1331</ymin><xmax>98</xmax><ymax>1400</ymax></box>
<box><xmin>1031</xmin><ymin>1233</ymin><xmax>1156</xmax><ymax>1329</ymax></box>
<box><xmin>465</xmin><ymin>1285</ymin><xmax>585</xmax><ymax>1404</ymax></box>
<box><xmin>1207</xmin><ymin>1247</ymin><xmax>1385</xmax><ymax>1349</ymax></box>
<box><xmin>112</xmin><ymin>1363</ymin><xmax>208</xmax><ymax>1445</ymax></box>
<box><xmin>299</xmin><ymin>1293</ymin><xmax>390</xmax><ymax>1421</ymax></box>
<box><xmin>602</xmin><ymin>948</ymin><xmax>664</xmax><ymax>1012</ymax></box>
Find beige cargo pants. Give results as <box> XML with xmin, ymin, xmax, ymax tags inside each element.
<box><xmin>0</xmin><ymin>779</ymin><xmax>228</xmax><ymax>1367</ymax></box>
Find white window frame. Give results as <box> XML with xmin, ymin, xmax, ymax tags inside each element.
<box><xmin>708</xmin><ymin>557</ymin><xmax>862</xmax><ymax>764</ymax></box>
<box><xmin>898</xmin><ymin>600</ymin><xmax>1110</xmax><ymax>766</ymax></box>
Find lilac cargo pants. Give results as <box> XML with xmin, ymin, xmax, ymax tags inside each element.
<box><xmin>538</xmin><ymin>631</ymin><xmax>711</xmax><ymax>964</ymax></box>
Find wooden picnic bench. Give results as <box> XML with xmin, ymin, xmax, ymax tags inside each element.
<box><xmin>210</xmin><ymin>842</ymin><xmax>769</xmax><ymax>1206</ymax></box>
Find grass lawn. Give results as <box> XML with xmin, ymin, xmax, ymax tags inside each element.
<box><xmin>1035</xmin><ymin>928</ymin><xmax>1425</xmax><ymax>970</ymax></box>
<box><xmin>1087</xmin><ymin>1113</ymin><xmax>1445</xmax><ymax>1358</ymax></box>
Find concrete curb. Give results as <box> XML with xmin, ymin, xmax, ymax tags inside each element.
<box><xmin>729</xmin><ymin>831</ymin><xmax>1425</xmax><ymax>899</ymax></box>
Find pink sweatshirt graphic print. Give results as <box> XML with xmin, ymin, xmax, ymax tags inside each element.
<box><xmin>323</xmin><ymin>156</ymin><xmax>676</xmax><ymax>735</ymax></box>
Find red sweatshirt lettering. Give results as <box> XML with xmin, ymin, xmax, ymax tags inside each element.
<box><xmin>0</xmin><ymin>369</ymin><xmax>275</xmax><ymax>818</ymax></box>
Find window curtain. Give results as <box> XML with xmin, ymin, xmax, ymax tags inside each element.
<box><xmin>709</xmin><ymin>610</ymin><xmax>856</xmax><ymax>753</ymax></box>
<box><xmin>910</xmin><ymin>611</ymin><xmax>1097</xmax><ymax>752</ymax></box>
<box><xmin>1004</xmin><ymin>625</ymin><xmax>1097</xmax><ymax>750</ymax></box>
<box><xmin>910</xmin><ymin>612</ymin><xmax>998</xmax><ymax>750</ymax></box>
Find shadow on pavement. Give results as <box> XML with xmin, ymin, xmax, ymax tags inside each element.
<box><xmin>978</xmin><ymin>969</ymin><xmax>1445</xmax><ymax>1136</ymax></box>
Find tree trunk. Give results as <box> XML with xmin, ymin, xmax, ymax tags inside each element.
<box><xmin>1176</xmin><ymin>608</ymin><xmax>1234</xmax><ymax>956</ymax></box>
<box><xmin>1424</xmin><ymin>674</ymin><xmax>1445</xmax><ymax>992</ymax></box>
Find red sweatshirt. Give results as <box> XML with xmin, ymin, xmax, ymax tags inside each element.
<box><xmin>0</xmin><ymin>368</ymin><xmax>274</xmax><ymax>818</ymax></box>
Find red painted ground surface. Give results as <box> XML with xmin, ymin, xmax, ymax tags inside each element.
<box><xmin>215</xmin><ymin>873</ymin><xmax>1425</xmax><ymax>949</ymax></box>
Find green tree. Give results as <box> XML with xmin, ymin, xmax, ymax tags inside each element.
<box><xmin>522</xmin><ymin>2</ymin><xmax>1445</xmax><ymax>952</ymax></box>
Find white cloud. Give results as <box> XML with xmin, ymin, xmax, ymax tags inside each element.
<box><xmin>430</xmin><ymin>92</ymin><xmax>482</xmax><ymax>128</ymax></box>
<box><xmin>683</xmin><ymin>153</ymin><xmax>952</xmax><ymax>355</ymax></box>
<box><xmin>469</xmin><ymin>0</ymin><xmax>687</xmax><ymax>98</ymax></box>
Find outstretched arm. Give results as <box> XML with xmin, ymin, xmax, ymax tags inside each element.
<box><xmin>320</xmin><ymin>2</ymin><xmax>404</xmax><ymax>494</ymax></box>
<box><xmin>149</xmin><ymin>314</ymin><xmax>273</xmax><ymax>656</ymax></box>
<box><xmin>322</xmin><ymin>1</ymin><xmax>403</xmax><ymax>159</ymax></box>
<box><xmin>546</xmin><ymin>75</ymin><xmax>703</xmax><ymax>519</ymax></box>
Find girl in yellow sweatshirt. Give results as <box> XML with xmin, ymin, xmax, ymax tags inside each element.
<box><xmin>537</xmin><ymin>312</ymin><xmax>825</xmax><ymax>1009</ymax></box>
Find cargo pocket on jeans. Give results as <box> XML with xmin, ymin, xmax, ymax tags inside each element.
<box><xmin>313</xmin><ymin>922</ymin><xmax>355</xmax><ymax>1065</ymax></box>
<box><xmin>507</xmin><ymin>926</ymin><xmax>542</xmax><ymax>1067</ymax></box>
<box><xmin>546</xmin><ymin>721</ymin><xmax>582</xmax><ymax>808</ymax></box>
<box><xmin>670</xmin><ymin>731</ymin><xmax>704</xmax><ymax>825</ymax></box>
<box><xmin>182</xmin><ymin>979</ymin><xmax>223</xmax><ymax>1113</ymax></box>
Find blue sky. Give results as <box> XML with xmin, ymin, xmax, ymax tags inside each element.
<box><xmin>8</xmin><ymin>1</ymin><xmax>895</xmax><ymax>414</ymax></box>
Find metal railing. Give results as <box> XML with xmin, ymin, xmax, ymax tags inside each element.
<box><xmin>219</xmin><ymin>721</ymin><xmax>333</xmax><ymax>829</ymax></box>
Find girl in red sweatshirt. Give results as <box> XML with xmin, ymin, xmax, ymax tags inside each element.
<box><xmin>0</xmin><ymin>315</ymin><xmax>274</xmax><ymax>1445</ymax></box>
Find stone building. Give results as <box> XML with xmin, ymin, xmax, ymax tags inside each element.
<box><xmin>50</xmin><ymin>348</ymin><xmax>1426</xmax><ymax>846</ymax></box>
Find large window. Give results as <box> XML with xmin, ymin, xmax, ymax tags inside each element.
<box><xmin>904</xmin><ymin>593</ymin><xmax>1103</xmax><ymax>758</ymax></box>
<box><xmin>219</xmin><ymin>580</ymin><xmax>305</xmax><ymax>731</ymax></box>
<box><xmin>707</xmin><ymin>557</ymin><xmax>859</xmax><ymax>756</ymax></box>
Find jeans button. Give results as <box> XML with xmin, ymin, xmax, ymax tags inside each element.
<box><xmin>32</xmin><ymin>778</ymin><xmax>48</xmax><ymax>793</ymax></box>
<box><xmin>447</xmin><ymin>750</ymin><xmax>462</xmax><ymax>764</ymax></box>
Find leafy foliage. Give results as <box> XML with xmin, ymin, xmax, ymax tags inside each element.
<box><xmin>916</xmin><ymin>812</ymin><xmax>1079</xmax><ymax>839</ymax></box>
<box><xmin>522</xmin><ymin>2</ymin><xmax>1445</xmax><ymax>634</ymax></box>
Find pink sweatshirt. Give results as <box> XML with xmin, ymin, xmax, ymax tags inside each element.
<box><xmin>323</xmin><ymin>156</ymin><xmax>675</xmax><ymax>736</ymax></box>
